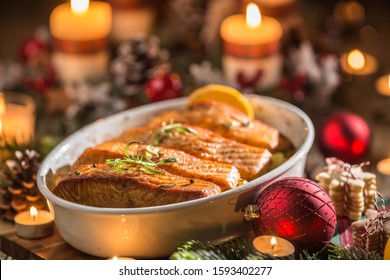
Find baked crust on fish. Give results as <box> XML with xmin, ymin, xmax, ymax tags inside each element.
<box><xmin>149</xmin><ymin>100</ymin><xmax>283</xmax><ymax>151</ymax></box>
<box><xmin>114</xmin><ymin>124</ymin><xmax>272</xmax><ymax>181</ymax></box>
<box><xmin>73</xmin><ymin>142</ymin><xmax>240</xmax><ymax>191</ymax></box>
<box><xmin>54</xmin><ymin>164</ymin><xmax>221</xmax><ymax>208</ymax></box>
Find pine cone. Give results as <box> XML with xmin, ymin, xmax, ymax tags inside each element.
<box><xmin>0</xmin><ymin>149</ymin><xmax>46</xmax><ymax>222</ymax></box>
<box><xmin>110</xmin><ymin>36</ymin><xmax>170</xmax><ymax>97</ymax></box>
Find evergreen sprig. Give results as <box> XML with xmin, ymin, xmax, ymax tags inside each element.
<box><xmin>106</xmin><ymin>141</ymin><xmax>178</xmax><ymax>174</ymax></box>
<box><xmin>169</xmin><ymin>237</ymin><xmax>383</xmax><ymax>260</ymax></box>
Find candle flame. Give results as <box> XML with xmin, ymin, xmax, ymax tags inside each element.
<box><xmin>71</xmin><ymin>0</ymin><xmax>89</xmax><ymax>14</ymax></box>
<box><xmin>30</xmin><ymin>206</ymin><xmax>38</xmax><ymax>221</ymax></box>
<box><xmin>270</xmin><ymin>236</ymin><xmax>277</xmax><ymax>250</ymax></box>
<box><xmin>347</xmin><ymin>49</ymin><xmax>365</xmax><ymax>70</ymax></box>
<box><xmin>246</xmin><ymin>3</ymin><xmax>261</xmax><ymax>28</ymax></box>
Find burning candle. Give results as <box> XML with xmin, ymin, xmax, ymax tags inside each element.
<box><xmin>0</xmin><ymin>92</ymin><xmax>35</xmax><ymax>149</ymax></box>
<box><xmin>14</xmin><ymin>206</ymin><xmax>54</xmax><ymax>239</ymax></box>
<box><xmin>50</xmin><ymin>0</ymin><xmax>112</xmax><ymax>83</ymax></box>
<box><xmin>340</xmin><ymin>49</ymin><xmax>377</xmax><ymax>75</ymax></box>
<box><xmin>109</xmin><ymin>0</ymin><xmax>155</xmax><ymax>43</ymax></box>
<box><xmin>375</xmin><ymin>74</ymin><xmax>390</xmax><ymax>96</ymax></box>
<box><xmin>220</xmin><ymin>2</ymin><xmax>283</xmax><ymax>90</ymax></box>
<box><xmin>253</xmin><ymin>235</ymin><xmax>295</xmax><ymax>257</ymax></box>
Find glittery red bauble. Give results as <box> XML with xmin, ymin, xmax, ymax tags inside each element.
<box><xmin>145</xmin><ymin>70</ymin><xmax>182</xmax><ymax>102</ymax></box>
<box><xmin>254</xmin><ymin>177</ymin><xmax>337</xmax><ymax>252</ymax></box>
<box><xmin>319</xmin><ymin>112</ymin><xmax>370</xmax><ymax>163</ymax></box>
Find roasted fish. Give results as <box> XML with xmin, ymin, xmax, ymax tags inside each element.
<box><xmin>149</xmin><ymin>100</ymin><xmax>284</xmax><ymax>151</ymax></box>
<box><xmin>114</xmin><ymin>123</ymin><xmax>272</xmax><ymax>181</ymax></box>
<box><xmin>73</xmin><ymin>141</ymin><xmax>240</xmax><ymax>191</ymax></box>
<box><xmin>54</xmin><ymin>164</ymin><xmax>221</xmax><ymax>208</ymax></box>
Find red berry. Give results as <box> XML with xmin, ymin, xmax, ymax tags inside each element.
<box><xmin>145</xmin><ymin>70</ymin><xmax>182</xmax><ymax>102</ymax></box>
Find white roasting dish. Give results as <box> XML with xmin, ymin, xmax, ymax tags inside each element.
<box><xmin>37</xmin><ymin>95</ymin><xmax>314</xmax><ymax>258</ymax></box>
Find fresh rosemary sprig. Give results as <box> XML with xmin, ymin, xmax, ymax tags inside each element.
<box><xmin>154</xmin><ymin>119</ymin><xmax>198</xmax><ymax>145</ymax></box>
<box><xmin>106</xmin><ymin>141</ymin><xmax>178</xmax><ymax>174</ymax></box>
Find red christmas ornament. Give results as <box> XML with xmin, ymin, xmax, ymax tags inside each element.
<box><xmin>253</xmin><ymin>177</ymin><xmax>337</xmax><ymax>252</ymax></box>
<box><xmin>145</xmin><ymin>70</ymin><xmax>182</xmax><ymax>102</ymax></box>
<box><xmin>19</xmin><ymin>36</ymin><xmax>56</xmax><ymax>92</ymax></box>
<box><xmin>319</xmin><ymin>112</ymin><xmax>370</xmax><ymax>163</ymax></box>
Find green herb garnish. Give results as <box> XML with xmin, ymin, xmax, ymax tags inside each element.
<box><xmin>106</xmin><ymin>141</ymin><xmax>179</xmax><ymax>174</ymax></box>
<box><xmin>154</xmin><ymin>119</ymin><xmax>198</xmax><ymax>145</ymax></box>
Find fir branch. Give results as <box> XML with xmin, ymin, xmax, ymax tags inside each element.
<box><xmin>154</xmin><ymin>119</ymin><xmax>198</xmax><ymax>146</ymax></box>
<box><xmin>106</xmin><ymin>141</ymin><xmax>178</xmax><ymax>174</ymax></box>
<box><xmin>326</xmin><ymin>244</ymin><xmax>382</xmax><ymax>260</ymax></box>
<box><xmin>170</xmin><ymin>238</ymin><xmax>382</xmax><ymax>260</ymax></box>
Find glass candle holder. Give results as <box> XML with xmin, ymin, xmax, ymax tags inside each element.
<box><xmin>0</xmin><ymin>92</ymin><xmax>36</xmax><ymax>148</ymax></box>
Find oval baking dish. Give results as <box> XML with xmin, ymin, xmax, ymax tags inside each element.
<box><xmin>37</xmin><ymin>95</ymin><xmax>314</xmax><ymax>258</ymax></box>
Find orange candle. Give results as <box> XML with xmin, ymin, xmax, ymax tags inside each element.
<box><xmin>220</xmin><ymin>3</ymin><xmax>283</xmax><ymax>90</ymax></box>
<box><xmin>50</xmin><ymin>0</ymin><xmax>112</xmax><ymax>82</ymax></box>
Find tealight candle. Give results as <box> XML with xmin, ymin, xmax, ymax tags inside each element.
<box><xmin>340</xmin><ymin>49</ymin><xmax>377</xmax><ymax>75</ymax></box>
<box><xmin>14</xmin><ymin>206</ymin><xmax>54</xmax><ymax>239</ymax></box>
<box><xmin>50</xmin><ymin>0</ymin><xmax>112</xmax><ymax>83</ymax></box>
<box><xmin>109</xmin><ymin>0</ymin><xmax>155</xmax><ymax>43</ymax></box>
<box><xmin>375</xmin><ymin>74</ymin><xmax>390</xmax><ymax>96</ymax></box>
<box><xmin>220</xmin><ymin>2</ymin><xmax>283</xmax><ymax>90</ymax></box>
<box><xmin>0</xmin><ymin>92</ymin><xmax>36</xmax><ymax>149</ymax></box>
<box><xmin>253</xmin><ymin>235</ymin><xmax>295</xmax><ymax>257</ymax></box>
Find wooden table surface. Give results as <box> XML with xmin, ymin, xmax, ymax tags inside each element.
<box><xmin>0</xmin><ymin>226</ymin><xmax>102</xmax><ymax>260</ymax></box>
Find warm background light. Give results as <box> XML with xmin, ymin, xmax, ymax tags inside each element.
<box><xmin>71</xmin><ymin>0</ymin><xmax>89</xmax><ymax>14</ymax></box>
<box><xmin>246</xmin><ymin>3</ymin><xmax>261</xmax><ymax>28</ymax></box>
<box><xmin>0</xmin><ymin>93</ymin><xmax>5</xmax><ymax>133</ymax></box>
<box><xmin>375</xmin><ymin>74</ymin><xmax>390</xmax><ymax>96</ymax></box>
<box><xmin>377</xmin><ymin>158</ymin><xmax>390</xmax><ymax>175</ymax></box>
<box><xmin>347</xmin><ymin>49</ymin><xmax>365</xmax><ymax>70</ymax></box>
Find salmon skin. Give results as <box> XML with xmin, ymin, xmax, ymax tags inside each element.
<box><xmin>73</xmin><ymin>142</ymin><xmax>240</xmax><ymax>191</ymax></box>
<box><xmin>114</xmin><ymin>123</ymin><xmax>272</xmax><ymax>181</ymax></box>
<box><xmin>149</xmin><ymin>100</ymin><xmax>283</xmax><ymax>151</ymax></box>
<box><xmin>54</xmin><ymin>164</ymin><xmax>221</xmax><ymax>208</ymax></box>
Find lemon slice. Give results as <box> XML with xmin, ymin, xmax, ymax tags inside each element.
<box><xmin>187</xmin><ymin>84</ymin><xmax>254</xmax><ymax>119</ymax></box>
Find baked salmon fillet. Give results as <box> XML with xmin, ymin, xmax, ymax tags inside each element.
<box><xmin>149</xmin><ymin>100</ymin><xmax>284</xmax><ymax>151</ymax></box>
<box><xmin>113</xmin><ymin>123</ymin><xmax>272</xmax><ymax>181</ymax></box>
<box><xmin>54</xmin><ymin>164</ymin><xmax>221</xmax><ymax>208</ymax></box>
<box><xmin>73</xmin><ymin>141</ymin><xmax>240</xmax><ymax>191</ymax></box>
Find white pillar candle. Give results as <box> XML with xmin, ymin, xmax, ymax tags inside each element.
<box><xmin>50</xmin><ymin>0</ymin><xmax>112</xmax><ymax>83</ymax></box>
<box><xmin>220</xmin><ymin>2</ymin><xmax>283</xmax><ymax>90</ymax></box>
